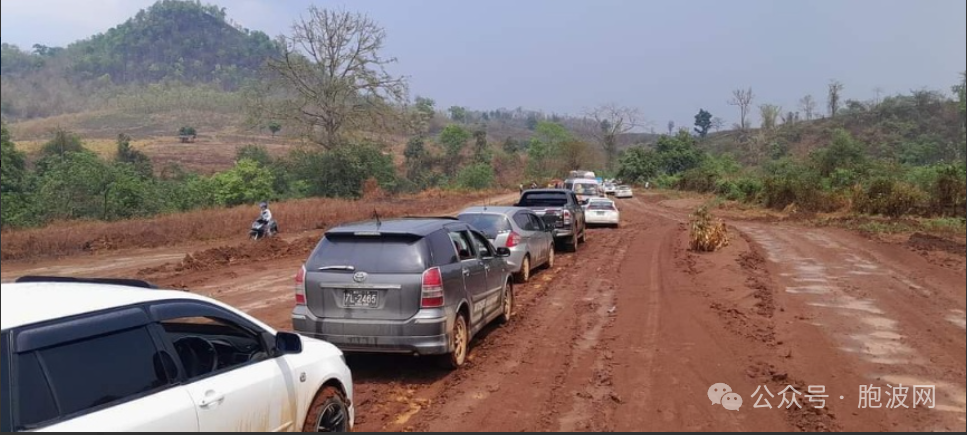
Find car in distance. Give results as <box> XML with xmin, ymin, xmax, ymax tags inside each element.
<box><xmin>603</xmin><ymin>183</ymin><xmax>617</xmax><ymax>195</ymax></box>
<box><xmin>615</xmin><ymin>185</ymin><xmax>634</xmax><ymax>199</ymax></box>
<box><xmin>1</xmin><ymin>277</ymin><xmax>354</xmax><ymax>433</ymax></box>
<box><xmin>564</xmin><ymin>178</ymin><xmax>605</xmax><ymax>204</ymax></box>
<box><xmin>458</xmin><ymin>207</ymin><xmax>555</xmax><ymax>284</ymax></box>
<box><xmin>516</xmin><ymin>189</ymin><xmax>588</xmax><ymax>252</ymax></box>
<box><xmin>586</xmin><ymin>199</ymin><xmax>621</xmax><ymax>228</ymax></box>
<box><xmin>292</xmin><ymin>218</ymin><xmax>514</xmax><ymax>369</ymax></box>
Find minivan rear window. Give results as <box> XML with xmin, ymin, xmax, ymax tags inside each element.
<box><xmin>309</xmin><ymin>235</ymin><xmax>428</xmax><ymax>274</ymax></box>
<box><xmin>457</xmin><ymin>214</ymin><xmax>511</xmax><ymax>239</ymax></box>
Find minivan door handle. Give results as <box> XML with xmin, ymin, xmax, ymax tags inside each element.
<box><xmin>462</xmin><ymin>269</ymin><xmax>471</xmax><ymax>277</ymax></box>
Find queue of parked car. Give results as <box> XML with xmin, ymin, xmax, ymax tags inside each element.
<box><xmin>1</xmin><ymin>175</ymin><xmax>637</xmax><ymax>432</ymax></box>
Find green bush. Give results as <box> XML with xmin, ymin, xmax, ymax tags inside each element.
<box><xmin>208</xmin><ymin>159</ymin><xmax>275</xmax><ymax>207</ymax></box>
<box><xmin>734</xmin><ymin>177</ymin><xmax>764</xmax><ymax>202</ymax></box>
<box><xmin>761</xmin><ymin>160</ymin><xmax>833</xmax><ymax>212</ymax></box>
<box><xmin>285</xmin><ymin>143</ymin><xmax>399</xmax><ymax>199</ymax></box>
<box><xmin>678</xmin><ymin>167</ymin><xmax>719</xmax><ymax>193</ymax></box>
<box><xmin>236</xmin><ymin>145</ymin><xmax>273</xmax><ymax>167</ymax></box>
<box><xmin>930</xmin><ymin>163</ymin><xmax>967</xmax><ymax>218</ymax></box>
<box><xmin>853</xmin><ymin>178</ymin><xmax>928</xmax><ymax>218</ymax></box>
<box><xmin>40</xmin><ymin>129</ymin><xmax>85</xmax><ymax>157</ymax></box>
<box><xmin>454</xmin><ymin>164</ymin><xmax>495</xmax><ymax>190</ymax></box>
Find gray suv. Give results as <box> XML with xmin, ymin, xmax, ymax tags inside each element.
<box><xmin>292</xmin><ymin>218</ymin><xmax>514</xmax><ymax>369</ymax></box>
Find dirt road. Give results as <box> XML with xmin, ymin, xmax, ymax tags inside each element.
<box><xmin>2</xmin><ymin>194</ymin><xmax>964</xmax><ymax>432</ymax></box>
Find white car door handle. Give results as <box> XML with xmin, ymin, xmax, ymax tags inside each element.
<box><xmin>199</xmin><ymin>392</ymin><xmax>226</xmax><ymax>409</ymax></box>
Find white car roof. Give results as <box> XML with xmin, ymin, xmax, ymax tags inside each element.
<box><xmin>0</xmin><ymin>282</ymin><xmax>271</xmax><ymax>332</ymax></box>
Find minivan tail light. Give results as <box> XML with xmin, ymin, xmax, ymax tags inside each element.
<box><xmin>506</xmin><ymin>232</ymin><xmax>521</xmax><ymax>248</ymax></box>
<box><xmin>295</xmin><ymin>266</ymin><xmax>307</xmax><ymax>306</ymax></box>
<box><xmin>421</xmin><ymin>267</ymin><xmax>445</xmax><ymax>309</ymax></box>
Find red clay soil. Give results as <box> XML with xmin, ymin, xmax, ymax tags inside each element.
<box><xmin>2</xmin><ymin>196</ymin><xmax>963</xmax><ymax>432</ymax></box>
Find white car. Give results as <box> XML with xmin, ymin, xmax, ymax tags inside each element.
<box><xmin>585</xmin><ymin>200</ymin><xmax>620</xmax><ymax>228</ymax></box>
<box><xmin>0</xmin><ymin>277</ymin><xmax>354</xmax><ymax>433</ymax></box>
<box><xmin>615</xmin><ymin>185</ymin><xmax>634</xmax><ymax>199</ymax></box>
<box><xmin>603</xmin><ymin>183</ymin><xmax>617</xmax><ymax>195</ymax></box>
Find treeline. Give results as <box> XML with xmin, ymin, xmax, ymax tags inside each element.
<box><xmin>0</xmin><ymin>125</ymin><xmax>397</xmax><ymax>228</ymax></box>
<box><xmin>1</xmin><ymin>121</ymin><xmax>530</xmax><ymax>229</ymax></box>
<box><xmin>618</xmin><ymin>82</ymin><xmax>967</xmax><ymax>220</ymax></box>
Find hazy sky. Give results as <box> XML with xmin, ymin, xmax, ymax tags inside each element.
<box><xmin>3</xmin><ymin>0</ymin><xmax>965</xmax><ymax>128</ymax></box>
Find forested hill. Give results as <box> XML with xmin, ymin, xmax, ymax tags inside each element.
<box><xmin>1</xmin><ymin>0</ymin><xmax>278</xmax><ymax>89</ymax></box>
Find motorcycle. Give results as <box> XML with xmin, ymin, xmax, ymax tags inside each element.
<box><xmin>250</xmin><ymin>219</ymin><xmax>279</xmax><ymax>241</ymax></box>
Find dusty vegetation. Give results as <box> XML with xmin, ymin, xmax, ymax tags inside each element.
<box><xmin>689</xmin><ymin>206</ymin><xmax>730</xmax><ymax>252</ymax></box>
<box><xmin>0</xmin><ymin>189</ymin><xmax>501</xmax><ymax>261</ymax></box>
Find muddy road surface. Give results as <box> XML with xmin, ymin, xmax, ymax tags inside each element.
<box><xmin>2</xmin><ymin>195</ymin><xmax>964</xmax><ymax>432</ymax></box>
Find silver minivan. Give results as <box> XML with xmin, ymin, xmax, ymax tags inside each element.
<box><xmin>292</xmin><ymin>219</ymin><xmax>514</xmax><ymax>369</ymax></box>
<box><xmin>457</xmin><ymin>207</ymin><xmax>555</xmax><ymax>283</ymax></box>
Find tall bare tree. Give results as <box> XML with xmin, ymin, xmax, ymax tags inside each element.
<box><xmin>827</xmin><ymin>80</ymin><xmax>844</xmax><ymax>118</ymax></box>
<box><xmin>799</xmin><ymin>95</ymin><xmax>817</xmax><ymax>121</ymax></box>
<box><xmin>728</xmin><ymin>88</ymin><xmax>755</xmax><ymax>131</ymax></box>
<box><xmin>267</xmin><ymin>7</ymin><xmax>408</xmax><ymax>148</ymax></box>
<box><xmin>586</xmin><ymin>104</ymin><xmax>643</xmax><ymax>170</ymax></box>
<box><xmin>759</xmin><ymin>104</ymin><xmax>782</xmax><ymax>131</ymax></box>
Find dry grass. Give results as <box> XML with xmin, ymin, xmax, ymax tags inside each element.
<box><xmin>690</xmin><ymin>206</ymin><xmax>730</xmax><ymax>252</ymax></box>
<box><xmin>1</xmin><ymin>190</ymin><xmax>506</xmax><ymax>261</ymax></box>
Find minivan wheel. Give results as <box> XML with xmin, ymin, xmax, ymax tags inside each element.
<box><xmin>515</xmin><ymin>256</ymin><xmax>531</xmax><ymax>284</ymax></box>
<box><xmin>499</xmin><ymin>282</ymin><xmax>515</xmax><ymax>324</ymax></box>
<box><xmin>442</xmin><ymin>314</ymin><xmax>469</xmax><ymax>370</ymax></box>
<box><xmin>544</xmin><ymin>248</ymin><xmax>555</xmax><ymax>269</ymax></box>
<box><xmin>302</xmin><ymin>387</ymin><xmax>350</xmax><ymax>432</ymax></box>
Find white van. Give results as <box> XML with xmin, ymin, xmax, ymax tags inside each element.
<box><xmin>564</xmin><ymin>178</ymin><xmax>604</xmax><ymax>204</ymax></box>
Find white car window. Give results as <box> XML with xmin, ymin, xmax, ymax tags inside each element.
<box><xmin>161</xmin><ymin>317</ymin><xmax>269</xmax><ymax>381</ymax></box>
<box><xmin>15</xmin><ymin>326</ymin><xmax>172</xmax><ymax>430</ymax></box>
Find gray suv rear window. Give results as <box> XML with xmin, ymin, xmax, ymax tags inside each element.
<box><xmin>309</xmin><ymin>235</ymin><xmax>429</xmax><ymax>274</ymax></box>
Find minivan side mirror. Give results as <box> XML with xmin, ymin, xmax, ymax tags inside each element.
<box><xmin>275</xmin><ymin>332</ymin><xmax>303</xmax><ymax>356</ymax></box>
<box><xmin>496</xmin><ymin>247</ymin><xmax>512</xmax><ymax>258</ymax></box>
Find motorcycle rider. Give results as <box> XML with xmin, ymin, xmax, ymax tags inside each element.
<box><xmin>257</xmin><ymin>201</ymin><xmax>277</xmax><ymax>237</ymax></box>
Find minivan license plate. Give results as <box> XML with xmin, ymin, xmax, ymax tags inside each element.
<box><xmin>343</xmin><ymin>290</ymin><xmax>380</xmax><ymax>308</ymax></box>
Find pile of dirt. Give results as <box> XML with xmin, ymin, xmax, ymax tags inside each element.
<box><xmin>177</xmin><ymin>237</ymin><xmax>317</xmax><ymax>272</ymax></box>
<box><xmin>906</xmin><ymin>232</ymin><xmax>966</xmax><ymax>257</ymax></box>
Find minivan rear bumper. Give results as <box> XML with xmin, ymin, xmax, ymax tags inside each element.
<box><xmin>292</xmin><ymin>306</ymin><xmax>451</xmax><ymax>356</ymax></box>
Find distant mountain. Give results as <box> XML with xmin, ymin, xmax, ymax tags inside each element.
<box><xmin>2</xmin><ymin>0</ymin><xmax>277</xmax><ymax>89</ymax></box>
<box><xmin>1</xmin><ymin>0</ymin><xmax>281</xmax><ymax>120</ymax></box>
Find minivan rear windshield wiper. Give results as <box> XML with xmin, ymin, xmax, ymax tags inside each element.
<box><xmin>318</xmin><ymin>265</ymin><xmax>356</xmax><ymax>271</ymax></box>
